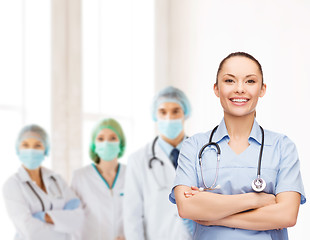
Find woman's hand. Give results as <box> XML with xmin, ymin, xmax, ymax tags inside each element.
<box><xmin>184</xmin><ymin>186</ymin><xmax>201</xmax><ymax>198</ymax></box>
<box><xmin>115</xmin><ymin>236</ymin><xmax>125</xmax><ymax>240</ymax></box>
<box><xmin>185</xmin><ymin>186</ymin><xmax>276</xmax><ymax>209</ymax></box>
<box><xmin>44</xmin><ymin>213</ymin><xmax>54</xmax><ymax>224</ymax></box>
<box><xmin>255</xmin><ymin>192</ymin><xmax>276</xmax><ymax>208</ymax></box>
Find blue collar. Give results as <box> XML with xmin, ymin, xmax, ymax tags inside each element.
<box><xmin>91</xmin><ymin>163</ymin><xmax>121</xmax><ymax>189</ymax></box>
<box><xmin>211</xmin><ymin>118</ymin><xmax>265</xmax><ymax>145</ymax></box>
<box><xmin>158</xmin><ymin>136</ymin><xmax>185</xmax><ymax>157</ymax></box>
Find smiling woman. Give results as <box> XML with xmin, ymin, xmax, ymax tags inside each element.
<box><xmin>169</xmin><ymin>52</ymin><xmax>306</xmax><ymax>240</ymax></box>
<box><xmin>214</xmin><ymin>52</ymin><xmax>266</xmax><ymax>121</ymax></box>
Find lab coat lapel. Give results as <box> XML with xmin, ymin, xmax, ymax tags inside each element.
<box><xmin>41</xmin><ymin>167</ymin><xmax>63</xmax><ymax>198</ymax></box>
<box><xmin>17</xmin><ymin>166</ymin><xmax>32</xmax><ymax>182</ymax></box>
<box><xmin>154</xmin><ymin>140</ymin><xmax>175</xmax><ymax>171</ymax></box>
<box><xmin>154</xmin><ymin>140</ymin><xmax>176</xmax><ymax>186</ymax></box>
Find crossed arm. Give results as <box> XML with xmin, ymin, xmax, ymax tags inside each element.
<box><xmin>174</xmin><ymin>185</ymin><xmax>301</xmax><ymax>231</ymax></box>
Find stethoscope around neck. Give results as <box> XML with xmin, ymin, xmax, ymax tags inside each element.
<box><xmin>198</xmin><ymin>125</ymin><xmax>266</xmax><ymax>192</ymax></box>
<box><xmin>148</xmin><ymin>136</ymin><xmax>169</xmax><ymax>190</ymax></box>
<box><xmin>26</xmin><ymin>175</ymin><xmax>62</xmax><ymax>211</ymax></box>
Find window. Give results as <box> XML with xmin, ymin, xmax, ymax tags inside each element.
<box><xmin>82</xmin><ymin>0</ymin><xmax>155</xmax><ymax>165</ymax></box>
<box><xmin>0</xmin><ymin>1</ymin><xmax>51</xmax><ymax>237</ymax></box>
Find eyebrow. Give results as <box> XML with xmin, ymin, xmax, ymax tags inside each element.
<box><xmin>160</xmin><ymin>108</ymin><xmax>182</xmax><ymax>112</ymax></box>
<box><xmin>223</xmin><ymin>74</ymin><xmax>257</xmax><ymax>78</ymax></box>
<box><xmin>245</xmin><ymin>74</ymin><xmax>257</xmax><ymax>78</ymax></box>
<box><xmin>223</xmin><ymin>74</ymin><xmax>235</xmax><ymax>78</ymax></box>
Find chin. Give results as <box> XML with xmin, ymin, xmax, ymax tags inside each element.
<box><xmin>225</xmin><ymin>110</ymin><xmax>255</xmax><ymax>118</ymax></box>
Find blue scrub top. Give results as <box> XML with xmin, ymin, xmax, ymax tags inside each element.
<box><xmin>169</xmin><ymin>118</ymin><xmax>306</xmax><ymax>240</ymax></box>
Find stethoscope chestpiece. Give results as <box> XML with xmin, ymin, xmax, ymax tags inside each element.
<box><xmin>251</xmin><ymin>177</ymin><xmax>266</xmax><ymax>192</ymax></box>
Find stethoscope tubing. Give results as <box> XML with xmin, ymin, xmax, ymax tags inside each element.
<box><xmin>199</xmin><ymin>124</ymin><xmax>265</xmax><ymax>192</ymax></box>
<box><xmin>26</xmin><ymin>176</ymin><xmax>61</xmax><ymax>211</ymax></box>
<box><xmin>148</xmin><ymin>136</ymin><xmax>168</xmax><ymax>189</ymax></box>
<box><xmin>26</xmin><ymin>181</ymin><xmax>46</xmax><ymax>211</ymax></box>
<box><xmin>257</xmin><ymin>126</ymin><xmax>264</xmax><ymax>177</ymax></box>
<box><xmin>148</xmin><ymin>136</ymin><xmax>164</xmax><ymax>169</ymax></box>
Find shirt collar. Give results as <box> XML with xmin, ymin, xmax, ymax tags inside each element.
<box><xmin>211</xmin><ymin>118</ymin><xmax>264</xmax><ymax>145</ymax></box>
<box><xmin>17</xmin><ymin>166</ymin><xmax>54</xmax><ymax>183</ymax></box>
<box><xmin>18</xmin><ymin>166</ymin><xmax>31</xmax><ymax>182</ymax></box>
<box><xmin>158</xmin><ymin>136</ymin><xmax>185</xmax><ymax>157</ymax></box>
<box><xmin>210</xmin><ymin>118</ymin><xmax>229</xmax><ymax>143</ymax></box>
<box><xmin>249</xmin><ymin>119</ymin><xmax>263</xmax><ymax>145</ymax></box>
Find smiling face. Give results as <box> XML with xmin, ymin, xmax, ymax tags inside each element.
<box><xmin>214</xmin><ymin>56</ymin><xmax>266</xmax><ymax>118</ymax></box>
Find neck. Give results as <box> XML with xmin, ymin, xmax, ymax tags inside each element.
<box><xmin>24</xmin><ymin>166</ymin><xmax>42</xmax><ymax>182</ymax></box>
<box><xmin>96</xmin><ymin>158</ymin><xmax>119</xmax><ymax>174</ymax></box>
<box><xmin>160</xmin><ymin>130</ymin><xmax>185</xmax><ymax>147</ymax></box>
<box><xmin>224</xmin><ymin>112</ymin><xmax>255</xmax><ymax>139</ymax></box>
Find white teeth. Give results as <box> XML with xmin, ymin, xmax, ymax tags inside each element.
<box><xmin>231</xmin><ymin>99</ymin><xmax>248</xmax><ymax>102</ymax></box>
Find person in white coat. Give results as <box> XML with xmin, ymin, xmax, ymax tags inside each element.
<box><xmin>2</xmin><ymin>124</ymin><xmax>84</xmax><ymax>240</ymax></box>
<box><xmin>123</xmin><ymin>86</ymin><xmax>193</xmax><ymax>240</ymax></box>
<box><xmin>71</xmin><ymin>118</ymin><xmax>126</xmax><ymax>240</ymax></box>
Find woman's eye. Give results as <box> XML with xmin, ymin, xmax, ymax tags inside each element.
<box><xmin>97</xmin><ymin>137</ymin><xmax>104</xmax><ymax>141</ymax></box>
<box><xmin>247</xmin><ymin>79</ymin><xmax>255</xmax><ymax>83</ymax></box>
<box><xmin>225</xmin><ymin>79</ymin><xmax>234</xmax><ymax>83</ymax></box>
<box><xmin>110</xmin><ymin>136</ymin><xmax>117</xmax><ymax>141</ymax></box>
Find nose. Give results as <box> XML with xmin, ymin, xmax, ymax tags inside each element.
<box><xmin>235</xmin><ymin>81</ymin><xmax>245</xmax><ymax>94</ymax></box>
<box><xmin>166</xmin><ymin>112</ymin><xmax>173</xmax><ymax>120</ymax></box>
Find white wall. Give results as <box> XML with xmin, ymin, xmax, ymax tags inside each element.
<box><xmin>166</xmin><ymin>1</ymin><xmax>310</xmax><ymax>238</ymax></box>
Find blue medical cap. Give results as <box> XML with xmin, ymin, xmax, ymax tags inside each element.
<box><xmin>15</xmin><ymin>124</ymin><xmax>50</xmax><ymax>156</ymax></box>
<box><xmin>151</xmin><ymin>86</ymin><xmax>191</xmax><ymax>121</ymax></box>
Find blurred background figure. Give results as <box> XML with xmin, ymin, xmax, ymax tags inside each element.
<box><xmin>2</xmin><ymin>124</ymin><xmax>84</xmax><ymax>240</ymax></box>
<box><xmin>71</xmin><ymin>118</ymin><xmax>126</xmax><ymax>240</ymax></box>
<box><xmin>124</xmin><ymin>86</ymin><xmax>193</xmax><ymax>240</ymax></box>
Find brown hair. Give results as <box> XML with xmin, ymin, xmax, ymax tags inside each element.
<box><xmin>216</xmin><ymin>52</ymin><xmax>264</xmax><ymax>85</ymax></box>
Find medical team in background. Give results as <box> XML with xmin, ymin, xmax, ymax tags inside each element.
<box><xmin>71</xmin><ymin>118</ymin><xmax>126</xmax><ymax>240</ymax></box>
<box><xmin>124</xmin><ymin>86</ymin><xmax>193</xmax><ymax>239</ymax></box>
<box><xmin>2</xmin><ymin>55</ymin><xmax>306</xmax><ymax>239</ymax></box>
<box><xmin>3</xmin><ymin>125</ymin><xmax>84</xmax><ymax>240</ymax></box>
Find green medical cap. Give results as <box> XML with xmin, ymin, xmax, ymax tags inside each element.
<box><xmin>89</xmin><ymin>118</ymin><xmax>126</xmax><ymax>164</ymax></box>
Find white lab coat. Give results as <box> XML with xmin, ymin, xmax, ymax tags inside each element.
<box><xmin>2</xmin><ymin>166</ymin><xmax>84</xmax><ymax>240</ymax></box>
<box><xmin>71</xmin><ymin>163</ymin><xmax>126</xmax><ymax>240</ymax></box>
<box><xmin>123</xmin><ymin>140</ymin><xmax>192</xmax><ymax>240</ymax></box>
